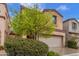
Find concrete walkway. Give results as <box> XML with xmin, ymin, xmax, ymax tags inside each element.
<box><xmin>49</xmin><ymin>47</ymin><xmax>79</xmax><ymax>55</ymax></box>
<box><xmin>0</xmin><ymin>50</ymin><xmax>7</xmax><ymax>56</ymax></box>
<box><xmin>64</xmin><ymin>53</ymin><xmax>79</xmax><ymax>56</ymax></box>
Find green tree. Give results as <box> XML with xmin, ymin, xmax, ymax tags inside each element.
<box><xmin>11</xmin><ymin>8</ymin><xmax>55</xmax><ymax>40</ymax></box>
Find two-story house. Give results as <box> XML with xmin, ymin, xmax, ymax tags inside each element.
<box><xmin>63</xmin><ymin>18</ymin><xmax>79</xmax><ymax>47</ymax></box>
<box><xmin>39</xmin><ymin>9</ymin><xmax>65</xmax><ymax>48</ymax></box>
<box><xmin>0</xmin><ymin>3</ymin><xmax>10</xmax><ymax>46</ymax></box>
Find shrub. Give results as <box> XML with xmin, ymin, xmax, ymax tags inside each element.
<box><xmin>47</xmin><ymin>51</ymin><xmax>60</xmax><ymax>56</ymax></box>
<box><xmin>4</xmin><ymin>36</ymin><xmax>48</xmax><ymax>56</ymax></box>
<box><xmin>0</xmin><ymin>45</ymin><xmax>4</xmax><ymax>50</ymax></box>
<box><xmin>67</xmin><ymin>37</ymin><xmax>78</xmax><ymax>49</ymax></box>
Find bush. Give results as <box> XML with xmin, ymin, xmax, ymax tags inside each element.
<box><xmin>47</xmin><ymin>51</ymin><xmax>60</xmax><ymax>56</ymax></box>
<box><xmin>0</xmin><ymin>45</ymin><xmax>4</xmax><ymax>50</ymax></box>
<box><xmin>4</xmin><ymin>36</ymin><xmax>48</xmax><ymax>56</ymax></box>
<box><xmin>67</xmin><ymin>37</ymin><xmax>77</xmax><ymax>49</ymax></box>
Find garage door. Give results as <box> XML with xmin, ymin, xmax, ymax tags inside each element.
<box><xmin>39</xmin><ymin>36</ymin><xmax>63</xmax><ymax>48</ymax></box>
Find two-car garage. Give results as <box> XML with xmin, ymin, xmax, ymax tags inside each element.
<box><xmin>39</xmin><ymin>36</ymin><xmax>63</xmax><ymax>48</ymax></box>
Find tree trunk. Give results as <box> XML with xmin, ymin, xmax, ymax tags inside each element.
<box><xmin>38</xmin><ymin>34</ymin><xmax>39</xmax><ymax>40</ymax></box>
<box><xmin>33</xmin><ymin>33</ymin><xmax>38</xmax><ymax>40</ymax></box>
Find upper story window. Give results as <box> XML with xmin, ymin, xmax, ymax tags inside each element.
<box><xmin>72</xmin><ymin>22</ymin><xmax>77</xmax><ymax>30</ymax></box>
<box><xmin>52</xmin><ymin>15</ymin><xmax>57</xmax><ymax>24</ymax></box>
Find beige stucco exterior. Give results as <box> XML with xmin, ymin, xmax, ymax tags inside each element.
<box><xmin>0</xmin><ymin>4</ymin><xmax>10</xmax><ymax>46</ymax></box>
<box><xmin>63</xmin><ymin>18</ymin><xmax>79</xmax><ymax>47</ymax></box>
<box><xmin>43</xmin><ymin>10</ymin><xmax>63</xmax><ymax>30</ymax></box>
<box><xmin>64</xmin><ymin>19</ymin><xmax>79</xmax><ymax>33</ymax></box>
<box><xmin>39</xmin><ymin>9</ymin><xmax>65</xmax><ymax>47</ymax></box>
<box><xmin>63</xmin><ymin>19</ymin><xmax>79</xmax><ymax>39</ymax></box>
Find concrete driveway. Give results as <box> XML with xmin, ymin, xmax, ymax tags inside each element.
<box><xmin>49</xmin><ymin>47</ymin><xmax>79</xmax><ymax>56</ymax></box>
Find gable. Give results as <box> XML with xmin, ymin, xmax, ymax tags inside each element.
<box><xmin>43</xmin><ymin>9</ymin><xmax>63</xmax><ymax>17</ymax></box>
<box><xmin>63</xmin><ymin>18</ymin><xmax>79</xmax><ymax>23</ymax></box>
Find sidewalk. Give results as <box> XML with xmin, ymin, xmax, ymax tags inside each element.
<box><xmin>0</xmin><ymin>50</ymin><xmax>7</xmax><ymax>56</ymax></box>
<box><xmin>64</xmin><ymin>53</ymin><xmax>79</xmax><ymax>56</ymax></box>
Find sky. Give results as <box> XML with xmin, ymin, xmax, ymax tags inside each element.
<box><xmin>7</xmin><ymin>3</ymin><xmax>79</xmax><ymax>21</ymax></box>
<box><xmin>7</xmin><ymin>3</ymin><xmax>21</xmax><ymax>17</ymax></box>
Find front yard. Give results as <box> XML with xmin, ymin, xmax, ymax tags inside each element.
<box><xmin>1</xmin><ymin>47</ymin><xmax>79</xmax><ymax>56</ymax></box>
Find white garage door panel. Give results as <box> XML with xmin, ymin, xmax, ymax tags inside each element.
<box><xmin>39</xmin><ymin>36</ymin><xmax>62</xmax><ymax>48</ymax></box>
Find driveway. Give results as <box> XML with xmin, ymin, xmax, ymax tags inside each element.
<box><xmin>49</xmin><ymin>47</ymin><xmax>79</xmax><ymax>56</ymax></box>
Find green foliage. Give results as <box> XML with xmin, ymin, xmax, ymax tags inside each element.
<box><xmin>4</xmin><ymin>36</ymin><xmax>48</xmax><ymax>56</ymax></box>
<box><xmin>11</xmin><ymin>8</ymin><xmax>55</xmax><ymax>39</ymax></box>
<box><xmin>67</xmin><ymin>37</ymin><xmax>78</xmax><ymax>49</ymax></box>
<box><xmin>47</xmin><ymin>51</ymin><xmax>60</xmax><ymax>56</ymax></box>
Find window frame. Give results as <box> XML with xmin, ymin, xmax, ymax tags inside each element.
<box><xmin>52</xmin><ymin>15</ymin><xmax>57</xmax><ymax>24</ymax></box>
<box><xmin>72</xmin><ymin>22</ymin><xmax>77</xmax><ymax>30</ymax></box>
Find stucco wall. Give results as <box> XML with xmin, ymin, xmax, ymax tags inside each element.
<box><xmin>63</xmin><ymin>19</ymin><xmax>79</xmax><ymax>42</ymax></box>
<box><xmin>0</xmin><ymin>18</ymin><xmax>6</xmax><ymax>46</ymax></box>
<box><xmin>43</xmin><ymin>10</ymin><xmax>65</xmax><ymax>47</ymax></box>
<box><xmin>44</xmin><ymin>10</ymin><xmax>63</xmax><ymax>30</ymax></box>
<box><xmin>0</xmin><ymin>4</ymin><xmax>7</xmax><ymax>17</ymax></box>
<box><xmin>69</xmin><ymin>20</ymin><xmax>79</xmax><ymax>33</ymax></box>
<box><xmin>63</xmin><ymin>21</ymin><xmax>69</xmax><ymax>32</ymax></box>
<box><xmin>0</xmin><ymin>4</ymin><xmax>9</xmax><ymax>46</ymax></box>
<box><xmin>64</xmin><ymin>20</ymin><xmax>79</xmax><ymax>33</ymax></box>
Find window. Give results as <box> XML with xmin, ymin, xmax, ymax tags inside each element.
<box><xmin>52</xmin><ymin>15</ymin><xmax>57</xmax><ymax>24</ymax></box>
<box><xmin>72</xmin><ymin>22</ymin><xmax>77</xmax><ymax>30</ymax></box>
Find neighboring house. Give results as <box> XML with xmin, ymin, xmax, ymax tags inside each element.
<box><xmin>39</xmin><ymin>9</ymin><xmax>65</xmax><ymax>48</ymax></box>
<box><xmin>63</xmin><ymin>18</ymin><xmax>79</xmax><ymax>47</ymax></box>
<box><xmin>0</xmin><ymin>3</ymin><xmax>10</xmax><ymax>46</ymax></box>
